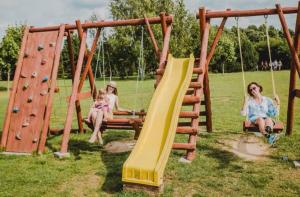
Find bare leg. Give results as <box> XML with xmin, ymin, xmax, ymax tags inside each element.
<box><xmin>255</xmin><ymin>117</ymin><xmax>267</xmax><ymax>135</ymax></box>
<box><xmin>265</xmin><ymin>118</ymin><xmax>273</xmax><ymax>129</ymax></box>
<box><xmin>103</xmin><ymin>110</ymin><xmax>108</xmax><ymax>121</ymax></box>
<box><xmin>89</xmin><ymin>110</ymin><xmax>104</xmax><ymax>143</ymax></box>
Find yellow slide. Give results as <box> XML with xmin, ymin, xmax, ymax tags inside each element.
<box><xmin>122</xmin><ymin>54</ymin><xmax>194</xmax><ymax>187</ymax></box>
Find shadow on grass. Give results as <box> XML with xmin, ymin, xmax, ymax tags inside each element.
<box><xmin>100</xmin><ymin>151</ymin><xmax>130</xmax><ymax>194</ymax></box>
<box><xmin>197</xmin><ymin>143</ymin><xmax>242</xmax><ymax>170</ymax></box>
<box><xmin>0</xmin><ymin>86</ymin><xmax>7</xmax><ymax>92</ymax></box>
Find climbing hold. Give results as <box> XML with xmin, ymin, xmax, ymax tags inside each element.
<box><xmin>24</xmin><ymin>53</ymin><xmax>29</xmax><ymax>58</ymax></box>
<box><xmin>32</xmin><ymin>72</ymin><xmax>38</xmax><ymax>78</ymax></box>
<box><xmin>23</xmin><ymin>81</ymin><xmax>29</xmax><ymax>90</ymax></box>
<box><xmin>28</xmin><ymin>95</ymin><xmax>33</xmax><ymax>103</ymax></box>
<box><xmin>15</xmin><ymin>132</ymin><xmax>22</xmax><ymax>140</ymax></box>
<box><xmin>41</xmin><ymin>59</ymin><xmax>47</xmax><ymax>65</ymax></box>
<box><xmin>32</xmin><ymin>138</ymin><xmax>38</xmax><ymax>143</ymax></box>
<box><xmin>12</xmin><ymin>107</ymin><xmax>19</xmax><ymax>113</ymax></box>
<box><xmin>42</xmin><ymin>76</ymin><xmax>49</xmax><ymax>82</ymax></box>
<box><xmin>22</xmin><ymin>121</ymin><xmax>30</xmax><ymax>127</ymax></box>
<box><xmin>37</xmin><ymin>44</ymin><xmax>44</xmax><ymax>51</ymax></box>
<box><xmin>54</xmin><ymin>87</ymin><xmax>60</xmax><ymax>93</ymax></box>
<box><xmin>40</xmin><ymin>90</ymin><xmax>48</xmax><ymax>96</ymax></box>
<box><xmin>49</xmin><ymin>42</ymin><xmax>56</xmax><ymax>47</ymax></box>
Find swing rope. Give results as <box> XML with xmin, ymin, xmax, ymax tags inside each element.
<box><xmin>235</xmin><ymin>17</ymin><xmax>247</xmax><ymax>99</ymax></box>
<box><xmin>133</xmin><ymin>27</ymin><xmax>145</xmax><ymax>116</ymax></box>
<box><xmin>264</xmin><ymin>15</ymin><xmax>280</xmax><ymax>120</ymax></box>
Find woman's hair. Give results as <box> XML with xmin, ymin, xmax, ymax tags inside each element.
<box><xmin>106</xmin><ymin>85</ymin><xmax>118</xmax><ymax>95</ymax></box>
<box><xmin>247</xmin><ymin>82</ymin><xmax>263</xmax><ymax>96</ymax></box>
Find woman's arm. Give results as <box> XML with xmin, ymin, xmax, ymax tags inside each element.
<box><xmin>240</xmin><ymin>96</ymin><xmax>248</xmax><ymax>116</ymax></box>
<box><xmin>115</xmin><ymin>96</ymin><xmax>133</xmax><ymax>112</ymax></box>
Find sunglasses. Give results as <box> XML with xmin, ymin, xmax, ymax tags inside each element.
<box><xmin>250</xmin><ymin>87</ymin><xmax>257</xmax><ymax>91</ymax></box>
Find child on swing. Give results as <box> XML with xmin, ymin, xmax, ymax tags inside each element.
<box><xmin>86</xmin><ymin>89</ymin><xmax>109</xmax><ymax>124</ymax></box>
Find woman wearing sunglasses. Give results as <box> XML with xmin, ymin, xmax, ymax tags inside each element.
<box><xmin>241</xmin><ymin>82</ymin><xmax>280</xmax><ymax>144</ymax></box>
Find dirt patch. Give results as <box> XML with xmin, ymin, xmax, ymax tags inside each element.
<box><xmin>218</xmin><ymin>135</ymin><xmax>270</xmax><ymax>161</ymax></box>
<box><xmin>104</xmin><ymin>140</ymin><xmax>136</xmax><ymax>153</ymax></box>
<box><xmin>59</xmin><ymin>172</ymin><xmax>101</xmax><ymax>197</ymax></box>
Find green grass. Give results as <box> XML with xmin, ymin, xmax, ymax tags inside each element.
<box><xmin>1</xmin><ymin>71</ymin><xmax>300</xmax><ymax>196</ymax></box>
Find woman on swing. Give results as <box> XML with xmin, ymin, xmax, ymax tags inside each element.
<box><xmin>241</xmin><ymin>82</ymin><xmax>280</xmax><ymax>144</ymax></box>
<box><xmin>88</xmin><ymin>81</ymin><xmax>132</xmax><ymax>145</ymax></box>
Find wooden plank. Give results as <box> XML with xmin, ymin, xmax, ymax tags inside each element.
<box><xmin>66</xmin><ymin>91</ymin><xmax>92</xmax><ymax>102</ymax></box>
<box><xmin>30</xmin><ymin>15</ymin><xmax>173</xmax><ymax>32</ymax></box>
<box><xmin>1</xmin><ymin>27</ymin><xmax>30</xmax><ymax>148</ymax></box>
<box><xmin>286</xmin><ymin>1</ymin><xmax>300</xmax><ymax>135</ymax></box>
<box><xmin>176</xmin><ymin>127</ymin><xmax>197</xmax><ymax>134</ymax></box>
<box><xmin>172</xmin><ymin>143</ymin><xmax>196</xmax><ymax>150</ymax></box>
<box><xmin>182</xmin><ymin>96</ymin><xmax>201</xmax><ymax>105</ymax></box>
<box><xmin>144</xmin><ymin>15</ymin><xmax>160</xmax><ymax>58</ymax></box>
<box><xmin>276</xmin><ymin>4</ymin><xmax>300</xmax><ymax>78</ymax></box>
<box><xmin>60</xmin><ymin>31</ymin><xmax>87</xmax><ymax>153</ymax></box>
<box><xmin>201</xmin><ymin>6</ymin><xmax>298</xmax><ymax>19</ymax></box>
<box><xmin>38</xmin><ymin>25</ymin><xmax>65</xmax><ymax>153</ymax></box>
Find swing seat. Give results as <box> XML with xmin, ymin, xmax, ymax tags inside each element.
<box><xmin>83</xmin><ymin>110</ymin><xmax>146</xmax><ymax>139</ymax></box>
<box><xmin>243</xmin><ymin>120</ymin><xmax>284</xmax><ymax>133</ymax></box>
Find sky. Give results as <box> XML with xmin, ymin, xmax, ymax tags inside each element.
<box><xmin>0</xmin><ymin>0</ymin><xmax>298</xmax><ymax>38</ymax></box>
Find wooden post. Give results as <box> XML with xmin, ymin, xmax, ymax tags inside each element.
<box><xmin>156</xmin><ymin>24</ymin><xmax>172</xmax><ymax>84</ymax></box>
<box><xmin>1</xmin><ymin>27</ymin><xmax>29</xmax><ymax>148</ymax></box>
<box><xmin>77</xmin><ymin>28</ymin><xmax>101</xmax><ymax>93</ymax></box>
<box><xmin>286</xmin><ymin>1</ymin><xmax>300</xmax><ymax>135</ymax></box>
<box><xmin>38</xmin><ymin>25</ymin><xmax>65</xmax><ymax>153</ymax></box>
<box><xmin>159</xmin><ymin>12</ymin><xmax>168</xmax><ymax>38</ymax></box>
<box><xmin>144</xmin><ymin>15</ymin><xmax>160</xmax><ymax>58</ymax></box>
<box><xmin>277</xmin><ymin>4</ymin><xmax>300</xmax><ymax>78</ymax></box>
<box><xmin>60</xmin><ymin>31</ymin><xmax>87</xmax><ymax>154</ymax></box>
<box><xmin>206</xmin><ymin>16</ymin><xmax>228</xmax><ymax>67</ymax></box>
<box><xmin>186</xmin><ymin>7</ymin><xmax>210</xmax><ymax>160</ymax></box>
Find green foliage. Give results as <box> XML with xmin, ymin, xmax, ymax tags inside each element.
<box><xmin>0</xmin><ymin>25</ymin><xmax>24</xmax><ymax>80</ymax></box>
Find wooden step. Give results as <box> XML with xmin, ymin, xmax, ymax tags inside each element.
<box><xmin>176</xmin><ymin>126</ymin><xmax>198</xmax><ymax>134</ymax></box>
<box><xmin>183</xmin><ymin>95</ymin><xmax>200</xmax><ymax>105</ymax></box>
<box><xmin>172</xmin><ymin>143</ymin><xmax>196</xmax><ymax>150</ymax></box>
<box><xmin>189</xmin><ymin>82</ymin><xmax>202</xmax><ymax>88</ymax></box>
<box><xmin>179</xmin><ymin>111</ymin><xmax>199</xmax><ymax>118</ymax></box>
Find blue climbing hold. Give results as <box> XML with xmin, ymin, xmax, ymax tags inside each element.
<box><xmin>12</xmin><ymin>107</ymin><xmax>19</xmax><ymax>113</ymax></box>
<box><xmin>42</xmin><ymin>76</ymin><xmax>49</xmax><ymax>82</ymax></box>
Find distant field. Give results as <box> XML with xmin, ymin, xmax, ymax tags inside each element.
<box><xmin>1</xmin><ymin>70</ymin><xmax>300</xmax><ymax>196</ymax></box>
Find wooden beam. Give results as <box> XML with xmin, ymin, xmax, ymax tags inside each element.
<box><xmin>144</xmin><ymin>15</ymin><xmax>160</xmax><ymax>58</ymax></box>
<box><xmin>156</xmin><ymin>24</ymin><xmax>172</xmax><ymax>84</ymax></box>
<box><xmin>0</xmin><ymin>27</ymin><xmax>30</xmax><ymax>148</ymax></box>
<box><xmin>276</xmin><ymin>4</ymin><xmax>300</xmax><ymax>78</ymax></box>
<box><xmin>286</xmin><ymin>1</ymin><xmax>300</xmax><ymax>135</ymax></box>
<box><xmin>159</xmin><ymin>12</ymin><xmax>168</xmax><ymax>38</ymax></box>
<box><xmin>60</xmin><ymin>31</ymin><xmax>87</xmax><ymax>153</ymax></box>
<box><xmin>199</xmin><ymin>6</ymin><xmax>298</xmax><ymax>19</ymax></box>
<box><xmin>206</xmin><ymin>16</ymin><xmax>228</xmax><ymax>67</ymax></box>
<box><xmin>37</xmin><ymin>25</ymin><xmax>65</xmax><ymax>153</ymax></box>
<box><xmin>30</xmin><ymin>15</ymin><xmax>173</xmax><ymax>32</ymax></box>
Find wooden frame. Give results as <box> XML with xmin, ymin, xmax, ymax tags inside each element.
<box><xmin>196</xmin><ymin>2</ymin><xmax>300</xmax><ymax>136</ymax></box>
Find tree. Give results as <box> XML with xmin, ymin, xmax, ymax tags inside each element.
<box><xmin>210</xmin><ymin>32</ymin><xmax>237</xmax><ymax>73</ymax></box>
<box><xmin>0</xmin><ymin>25</ymin><xmax>24</xmax><ymax>81</ymax></box>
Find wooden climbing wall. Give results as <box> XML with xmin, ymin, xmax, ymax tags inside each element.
<box><xmin>3</xmin><ymin>28</ymin><xmax>64</xmax><ymax>153</ymax></box>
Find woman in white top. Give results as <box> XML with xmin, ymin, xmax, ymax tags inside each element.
<box><xmin>89</xmin><ymin>81</ymin><xmax>131</xmax><ymax>145</ymax></box>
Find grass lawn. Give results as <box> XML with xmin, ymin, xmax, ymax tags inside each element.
<box><xmin>1</xmin><ymin>70</ymin><xmax>300</xmax><ymax>196</ymax></box>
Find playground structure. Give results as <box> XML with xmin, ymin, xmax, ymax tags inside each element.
<box><xmin>196</xmin><ymin>2</ymin><xmax>300</xmax><ymax>136</ymax></box>
<box><xmin>0</xmin><ymin>1</ymin><xmax>300</xmax><ymax>192</ymax></box>
<box><xmin>0</xmin><ymin>13</ymin><xmax>211</xmax><ymax>160</ymax></box>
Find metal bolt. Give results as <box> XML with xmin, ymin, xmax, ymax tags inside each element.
<box><xmin>32</xmin><ymin>72</ymin><xmax>38</xmax><ymax>78</ymax></box>
<box><xmin>49</xmin><ymin>42</ymin><xmax>56</xmax><ymax>47</ymax></box>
